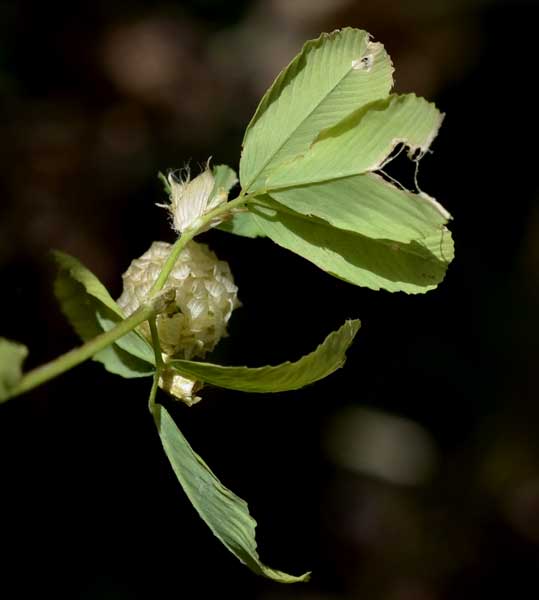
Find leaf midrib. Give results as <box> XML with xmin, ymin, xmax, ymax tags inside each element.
<box><xmin>244</xmin><ymin>55</ymin><xmax>363</xmax><ymax>193</ymax></box>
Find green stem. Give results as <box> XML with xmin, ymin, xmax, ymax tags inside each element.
<box><xmin>148</xmin><ymin>372</ymin><xmax>160</xmax><ymax>414</ymax></box>
<box><xmin>147</xmin><ymin>316</ymin><xmax>164</xmax><ymax>414</ymax></box>
<box><xmin>149</xmin><ymin>317</ymin><xmax>164</xmax><ymax>371</ymax></box>
<box><xmin>149</xmin><ymin>194</ymin><xmax>249</xmax><ymax>296</ymax></box>
<box><xmin>9</xmin><ymin>193</ymin><xmax>250</xmax><ymax>399</ymax></box>
<box><xmin>10</xmin><ymin>303</ymin><xmax>159</xmax><ymax>398</ymax></box>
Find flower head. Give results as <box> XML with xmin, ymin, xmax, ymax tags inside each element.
<box><xmin>117</xmin><ymin>240</ymin><xmax>240</xmax><ymax>404</ymax></box>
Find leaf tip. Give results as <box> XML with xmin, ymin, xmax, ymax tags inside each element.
<box><xmin>263</xmin><ymin>567</ymin><xmax>312</xmax><ymax>584</ymax></box>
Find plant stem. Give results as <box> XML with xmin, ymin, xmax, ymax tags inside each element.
<box><xmin>149</xmin><ymin>194</ymin><xmax>249</xmax><ymax>296</ymax></box>
<box><xmin>10</xmin><ymin>303</ymin><xmax>158</xmax><ymax>398</ymax></box>
<box><xmin>149</xmin><ymin>317</ymin><xmax>164</xmax><ymax>370</ymax></box>
<box><xmin>148</xmin><ymin>372</ymin><xmax>160</xmax><ymax>414</ymax></box>
<box><xmin>9</xmin><ymin>193</ymin><xmax>250</xmax><ymax>399</ymax></box>
<box><xmin>147</xmin><ymin>317</ymin><xmax>164</xmax><ymax>414</ymax></box>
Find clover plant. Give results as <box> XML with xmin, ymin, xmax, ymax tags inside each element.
<box><xmin>0</xmin><ymin>28</ymin><xmax>453</xmax><ymax>582</ymax></box>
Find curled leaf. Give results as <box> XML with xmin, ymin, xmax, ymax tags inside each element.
<box><xmin>250</xmin><ymin>198</ymin><xmax>453</xmax><ymax>294</ymax></box>
<box><xmin>153</xmin><ymin>402</ymin><xmax>310</xmax><ymax>583</ymax></box>
<box><xmin>168</xmin><ymin>320</ymin><xmax>360</xmax><ymax>392</ymax></box>
<box><xmin>54</xmin><ymin>251</ymin><xmax>154</xmax><ymax>378</ymax></box>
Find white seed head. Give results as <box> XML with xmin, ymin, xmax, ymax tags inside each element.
<box><xmin>117</xmin><ymin>240</ymin><xmax>240</xmax><ymax>404</ymax></box>
<box><xmin>160</xmin><ymin>163</ymin><xmax>227</xmax><ymax>233</ymax></box>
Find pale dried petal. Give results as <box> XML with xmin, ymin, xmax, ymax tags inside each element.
<box><xmin>162</xmin><ymin>164</ymin><xmax>227</xmax><ymax>234</ymax></box>
<box><xmin>117</xmin><ymin>240</ymin><xmax>240</xmax><ymax>400</ymax></box>
<box><xmin>159</xmin><ymin>369</ymin><xmax>203</xmax><ymax>407</ymax></box>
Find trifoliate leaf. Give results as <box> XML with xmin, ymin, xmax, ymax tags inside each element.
<box><xmin>54</xmin><ymin>251</ymin><xmax>154</xmax><ymax>378</ymax></box>
<box><xmin>0</xmin><ymin>338</ymin><xmax>28</xmax><ymax>402</ymax></box>
<box><xmin>152</xmin><ymin>402</ymin><xmax>310</xmax><ymax>583</ymax></box>
<box><xmin>240</xmin><ymin>28</ymin><xmax>393</xmax><ymax>192</ymax></box>
<box><xmin>250</xmin><ymin>197</ymin><xmax>453</xmax><ymax>294</ymax></box>
<box><xmin>238</xmin><ymin>28</ymin><xmax>453</xmax><ymax>290</ymax></box>
<box><xmin>168</xmin><ymin>320</ymin><xmax>360</xmax><ymax>392</ymax></box>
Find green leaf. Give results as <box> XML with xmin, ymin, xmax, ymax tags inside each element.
<box><xmin>240</xmin><ymin>28</ymin><xmax>393</xmax><ymax>192</ymax></box>
<box><xmin>54</xmin><ymin>251</ymin><xmax>124</xmax><ymax>317</ymax></box>
<box><xmin>158</xmin><ymin>171</ymin><xmax>171</xmax><ymax>194</ymax></box>
<box><xmin>210</xmin><ymin>164</ymin><xmax>267</xmax><ymax>238</ymax></box>
<box><xmin>210</xmin><ymin>164</ymin><xmax>238</xmax><ymax>201</ymax></box>
<box><xmin>168</xmin><ymin>320</ymin><xmax>360</xmax><ymax>392</ymax></box>
<box><xmin>95</xmin><ymin>310</ymin><xmax>155</xmax><ymax>364</ymax></box>
<box><xmin>265</xmin><ymin>94</ymin><xmax>444</xmax><ymax>189</ymax></box>
<box><xmin>250</xmin><ymin>198</ymin><xmax>454</xmax><ymax>294</ymax></box>
<box><xmin>0</xmin><ymin>338</ymin><xmax>28</xmax><ymax>403</ymax></box>
<box><xmin>54</xmin><ymin>251</ymin><xmax>154</xmax><ymax>378</ymax></box>
<box><xmin>210</xmin><ymin>164</ymin><xmax>268</xmax><ymax>238</ymax></box>
<box><xmin>152</xmin><ymin>402</ymin><xmax>310</xmax><ymax>583</ymax></box>
<box><xmin>53</xmin><ymin>251</ymin><xmax>154</xmax><ymax>363</ymax></box>
<box><xmin>217</xmin><ymin>210</ymin><xmax>267</xmax><ymax>238</ymax></box>
<box><xmin>264</xmin><ymin>173</ymin><xmax>449</xmax><ymax>244</ymax></box>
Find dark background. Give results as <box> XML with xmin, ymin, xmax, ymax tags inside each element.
<box><xmin>1</xmin><ymin>0</ymin><xmax>538</xmax><ymax>598</ymax></box>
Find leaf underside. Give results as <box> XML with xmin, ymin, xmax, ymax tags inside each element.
<box><xmin>240</xmin><ymin>28</ymin><xmax>394</xmax><ymax>192</ymax></box>
<box><xmin>153</xmin><ymin>402</ymin><xmax>310</xmax><ymax>583</ymax></box>
<box><xmin>169</xmin><ymin>319</ymin><xmax>360</xmax><ymax>392</ymax></box>
<box><xmin>266</xmin><ymin>93</ymin><xmax>444</xmax><ymax>190</ymax></box>
<box><xmin>236</xmin><ymin>27</ymin><xmax>453</xmax><ymax>293</ymax></box>
<box><xmin>210</xmin><ymin>164</ymin><xmax>238</xmax><ymax>202</ymax></box>
<box><xmin>268</xmin><ymin>172</ymin><xmax>448</xmax><ymax>244</ymax></box>
<box><xmin>250</xmin><ymin>198</ymin><xmax>453</xmax><ymax>294</ymax></box>
<box><xmin>217</xmin><ymin>210</ymin><xmax>267</xmax><ymax>238</ymax></box>
<box><xmin>53</xmin><ymin>251</ymin><xmax>154</xmax><ymax>378</ymax></box>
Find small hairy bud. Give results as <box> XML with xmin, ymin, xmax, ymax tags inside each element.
<box><xmin>159</xmin><ymin>163</ymin><xmax>227</xmax><ymax>233</ymax></box>
<box><xmin>117</xmin><ymin>240</ymin><xmax>240</xmax><ymax>404</ymax></box>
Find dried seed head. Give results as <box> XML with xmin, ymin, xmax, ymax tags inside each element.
<box><xmin>117</xmin><ymin>240</ymin><xmax>240</xmax><ymax>404</ymax></box>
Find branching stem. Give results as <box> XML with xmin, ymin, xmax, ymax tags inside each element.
<box><xmin>10</xmin><ymin>303</ymin><xmax>157</xmax><ymax>398</ymax></box>
<box><xmin>149</xmin><ymin>194</ymin><xmax>249</xmax><ymax>296</ymax></box>
<box><xmin>8</xmin><ymin>193</ymin><xmax>250</xmax><ymax>400</ymax></box>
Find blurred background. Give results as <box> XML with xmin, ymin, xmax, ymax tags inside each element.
<box><xmin>1</xmin><ymin>0</ymin><xmax>538</xmax><ymax>598</ymax></box>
